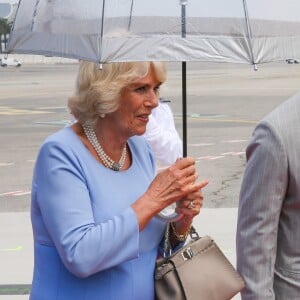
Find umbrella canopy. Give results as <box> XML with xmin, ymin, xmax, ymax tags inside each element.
<box><xmin>7</xmin><ymin>0</ymin><xmax>300</xmax><ymax>65</ymax></box>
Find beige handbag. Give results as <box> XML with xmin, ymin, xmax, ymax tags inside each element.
<box><xmin>155</xmin><ymin>226</ymin><xmax>245</xmax><ymax>300</ymax></box>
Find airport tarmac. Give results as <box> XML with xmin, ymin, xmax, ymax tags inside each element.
<box><xmin>1</xmin><ymin>61</ymin><xmax>300</xmax><ymax>298</ymax></box>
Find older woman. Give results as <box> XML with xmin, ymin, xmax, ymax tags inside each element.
<box><xmin>30</xmin><ymin>61</ymin><xmax>207</xmax><ymax>300</ymax></box>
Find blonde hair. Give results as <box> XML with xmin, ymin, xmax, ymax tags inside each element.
<box><xmin>68</xmin><ymin>61</ymin><xmax>167</xmax><ymax>124</ymax></box>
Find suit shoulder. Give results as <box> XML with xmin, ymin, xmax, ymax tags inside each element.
<box><xmin>262</xmin><ymin>93</ymin><xmax>300</xmax><ymax>126</ymax></box>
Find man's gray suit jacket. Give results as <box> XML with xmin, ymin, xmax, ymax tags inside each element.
<box><xmin>236</xmin><ymin>93</ymin><xmax>300</xmax><ymax>299</ymax></box>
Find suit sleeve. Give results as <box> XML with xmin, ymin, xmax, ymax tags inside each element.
<box><xmin>236</xmin><ymin>122</ymin><xmax>288</xmax><ymax>300</ymax></box>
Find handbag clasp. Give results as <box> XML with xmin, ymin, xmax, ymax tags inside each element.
<box><xmin>181</xmin><ymin>247</ymin><xmax>194</xmax><ymax>260</ymax></box>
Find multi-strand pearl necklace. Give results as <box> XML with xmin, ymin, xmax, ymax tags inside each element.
<box><xmin>82</xmin><ymin>122</ymin><xmax>127</xmax><ymax>171</ymax></box>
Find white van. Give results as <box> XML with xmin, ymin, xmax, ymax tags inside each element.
<box><xmin>0</xmin><ymin>57</ymin><xmax>22</xmax><ymax>67</ymax></box>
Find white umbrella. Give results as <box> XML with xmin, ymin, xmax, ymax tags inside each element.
<box><xmin>7</xmin><ymin>0</ymin><xmax>300</xmax><ymax>219</ymax></box>
<box><xmin>7</xmin><ymin>0</ymin><xmax>300</xmax><ymax>64</ymax></box>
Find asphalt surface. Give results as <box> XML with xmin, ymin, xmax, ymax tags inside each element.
<box><xmin>1</xmin><ymin>61</ymin><xmax>300</xmax><ymax>211</ymax></box>
<box><xmin>0</xmin><ymin>61</ymin><xmax>300</xmax><ymax>299</ymax></box>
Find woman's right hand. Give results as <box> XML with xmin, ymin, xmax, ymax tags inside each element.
<box><xmin>132</xmin><ymin>157</ymin><xmax>202</xmax><ymax>230</ymax></box>
<box><xmin>147</xmin><ymin>157</ymin><xmax>198</xmax><ymax>209</ymax></box>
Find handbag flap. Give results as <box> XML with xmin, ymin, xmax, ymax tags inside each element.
<box><xmin>169</xmin><ymin>235</ymin><xmax>213</xmax><ymax>268</ymax></box>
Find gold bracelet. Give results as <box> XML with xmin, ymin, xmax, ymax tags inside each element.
<box><xmin>170</xmin><ymin>222</ymin><xmax>191</xmax><ymax>241</ymax></box>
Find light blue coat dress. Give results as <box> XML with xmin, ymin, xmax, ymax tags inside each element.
<box><xmin>30</xmin><ymin>127</ymin><xmax>166</xmax><ymax>300</ymax></box>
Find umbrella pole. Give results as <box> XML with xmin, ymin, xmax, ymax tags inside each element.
<box><xmin>182</xmin><ymin>61</ymin><xmax>187</xmax><ymax>157</ymax></box>
<box><xmin>181</xmin><ymin>0</ymin><xmax>187</xmax><ymax>157</ymax></box>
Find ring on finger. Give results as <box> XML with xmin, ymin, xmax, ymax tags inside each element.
<box><xmin>188</xmin><ymin>200</ymin><xmax>195</xmax><ymax>209</ymax></box>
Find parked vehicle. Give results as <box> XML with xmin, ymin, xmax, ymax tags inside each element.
<box><xmin>0</xmin><ymin>57</ymin><xmax>22</xmax><ymax>67</ymax></box>
<box><xmin>286</xmin><ymin>58</ymin><xmax>299</xmax><ymax>64</ymax></box>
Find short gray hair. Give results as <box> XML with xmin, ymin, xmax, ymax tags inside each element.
<box><xmin>68</xmin><ymin>61</ymin><xmax>167</xmax><ymax>124</ymax></box>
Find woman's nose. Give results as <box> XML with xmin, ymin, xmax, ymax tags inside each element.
<box><xmin>145</xmin><ymin>90</ymin><xmax>159</xmax><ymax>108</ymax></box>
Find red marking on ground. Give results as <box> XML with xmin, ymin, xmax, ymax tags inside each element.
<box><xmin>0</xmin><ymin>191</ymin><xmax>31</xmax><ymax>197</ymax></box>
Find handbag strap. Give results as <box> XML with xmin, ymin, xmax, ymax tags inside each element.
<box><xmin>163</xmin><ymin>223</ymin><xmax>200</xmax><ymax>258</ymax></box>
<box><xmin>163</xmin><ymin>223</ymin><xmax>171</xmax><ymax>258</ymax></box>
<box><xmin>189</xmin><ymin>225</ymin><xmax>200</xmax><ymax>240</ymax></box>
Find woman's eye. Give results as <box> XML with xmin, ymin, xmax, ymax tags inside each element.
<box><xmin>135</xmin><ymin>86</ymin><xmax>147</xmax><ymax>93</ymax></box>
<box><xmin>154</xmin><ymin>86</ymin><xmax>160</xmax><ymax>94</ymax></box>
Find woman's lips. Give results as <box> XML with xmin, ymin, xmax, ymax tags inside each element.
<box><xmin>137</xmin><ymin>114</ymin><xmax>150</xmax><ymax>123</ymax></box>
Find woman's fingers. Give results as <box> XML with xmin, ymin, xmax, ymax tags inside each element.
<box><xmin>173</xmin><ymin>157</ymin><xmax>196</xmax><ymax>169</ymax></box>
<box><xmin>175</xmin><ymin>180</ymin><xmax>209</xmax><ymax>216</ymax></box>
<box><xmin>195</xmin><ymin>179</ymin><xmax>209</xmax><ymax>189</ymax></box>
<box><xmin>180</xmin><ymin>179</ymin><xmax>209</xmax><ymax>195</ymax></box>
<box><xmin>147</xmin><ymin>155</ymin><xmax>208</xmax><ymax>212</ymax></box>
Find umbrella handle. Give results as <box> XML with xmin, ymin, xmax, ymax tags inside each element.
<box><xmin>156</xmin><ymin>203</ymin><xmax>181</xmax><ymax>222</ymax></box>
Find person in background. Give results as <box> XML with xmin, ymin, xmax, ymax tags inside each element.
<box><xmin>30</xmin><ymin>61</ymin><xmax>208</xmax><ymax>300</ymax></box>
<box><xmin>144</xmin><ymin>98</ymin><xmax>182</xmax><ymax>168</ymax></box>
<box><xmin>236</xmin><ymin>93</ymin><xmax>300</xmax><ymax>299</ymax></box>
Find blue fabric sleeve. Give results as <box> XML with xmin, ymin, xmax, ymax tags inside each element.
<box><xmin>33</xmin><ymin>141</ymin><xmax>140</xmax><ymax>278</ymax></box>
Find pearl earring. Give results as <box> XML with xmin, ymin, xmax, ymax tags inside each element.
<box><xmin>100</xmin><ymin>113</ymin><xmax>105</xmax><ymax>118</ymax></box>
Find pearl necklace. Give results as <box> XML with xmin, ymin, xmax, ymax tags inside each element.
<box><xmin>82</xmin><ymin>123</ymin><xmax>127</xmax><ymax>171</ymax></box>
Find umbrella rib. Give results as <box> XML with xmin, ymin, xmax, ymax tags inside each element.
<box><xmin>99</xmin><ymin>0</ymin><xmax>106</xmax><ymax>64</ymax></box>
<box><xmin>31</xmin><ymin>0</ymin><xmax>41</xmax><ymax>32</ymax></box>
<box><xmin>242</xmin><ymin>0</ymin><xmax>257</xmax><ymax>70</ymax></box>
<box><xmin>128</xmin><ymin>0</ymin><xmax>134</xmax><ymax>32</ymax></box>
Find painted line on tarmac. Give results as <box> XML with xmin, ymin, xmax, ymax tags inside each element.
<box><xmin>27</xmin><ymin>159</ymin><xmax>36</xmax><ymax>163</ymax></box>
<box><xmin>0</xmin><ymin>191</ymin><xmax>23</xmax><ymax>196</ymax></box>
<box><xmin>0</xmin><ymin>246</ymin><xmax>23</xmax><ymax>252</ymax></box>
<box><xmin>34</xmin><ymin>120</ymin><xmax>70</xmax><ymax>126</ymax></box>
<box><xmin>0</xmin><ymin>90</ymin><xmax>67</xmax><ymax>100</ymax></box>
<box><xmin>191</xmin><ymin>87</ymin><xmax>300</xmax><ymax>91</ymax></box>
<box><xmin>192</xmin><ymin>118</ymin><xmax>257</xmax><ymax>124</ymax></box>
<box><xmin>221</xmin><ymin>139</ymin><xmax>248</xmax><ymax>143</ymax></box>
<box><xmin>0</xmin><ymin>284</ymin><xmax>31</xmax><ymax>295</ymax></box>
<box><xmin>175</xmin><ymin>113</ymin><xmax>227</xmax><ymax>118</ymax></box>
<box><xmin>189</xmin><ymin>140</ymin><xmax>248</xmax><ymax>148</ymax></box>
<box><xmin>197</xmin><ymin>155</ymin><xmax>225</xmax><ymax>161</ymax></box>
<box><xmin>174</xmin><ymin>115</ymin><xmax>257</xmax><ymax>124</ymax></box>
<box><xmin>189</xmin><ymin>143</ymin><xmax>215</xmax><ymax>147</ymax></box>
<box><xmin>221</xmin><ymin>151</ymin><xmax>245</xmax><ymax>156</ymax></box>
<box><xmin>37</xmin><ymin>106</ymin><xmax>67</xmax><ymax>110</ymax></box>
<box><xmin>0</xmin><ymin>191</ymin><xmax>31</xmax><ymax>197</ymax></box>
<box><xmin>0</xmin><ymin>106</ymin><xmax>51</xmax><ymax>115</ymax></box>
<box><xmin>0</xmin><ymin>162</ymin><xmax>14</xmax><ymax>167</ymax></box>
<box><xmin>196</xmin><ymin>151</ymin><xmax>245</xmax><ymax>162</ymax></box>
<box><xmin>0</xmin><ymin>161</ymin><xmax>34</xmax><ymax>166</ymax></box>
<box><xmin>189</xmin><ymin>113</ymin><xmax>228</xmax><ymax>118</ymax></box>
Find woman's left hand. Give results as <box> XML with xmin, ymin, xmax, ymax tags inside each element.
<box><xmin>173</xmin><ymin>179</ymin><xmax>208</xmax><ymax>235</ymax></box>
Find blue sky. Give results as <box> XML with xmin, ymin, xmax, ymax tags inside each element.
<box><xmin>0</xmin><ymin>0</ymin><xmax>18</xmax><ymax>3</ymax></box>
<box><xmin>0</xmin><ymin>3</ymin><xmax>11</xmax><ymax>18</ymax></box>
